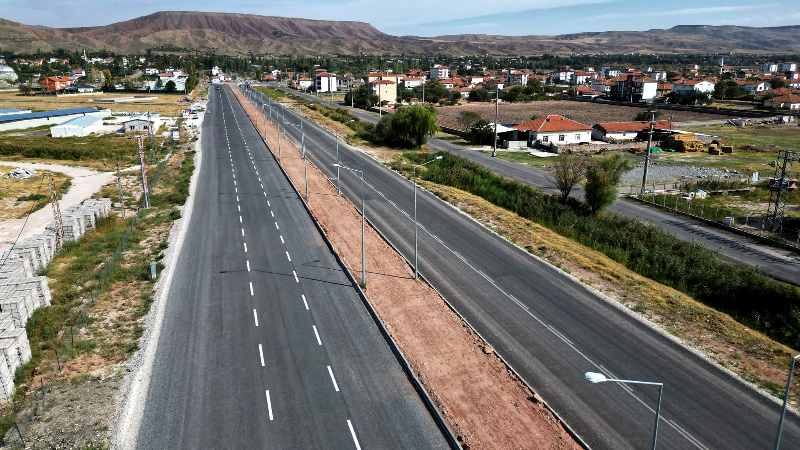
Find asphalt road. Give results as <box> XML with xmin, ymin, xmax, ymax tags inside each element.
<box><xmin>247</xmin><ymin>85</ymin><xmax>800</xmax><ymax>450</ymax></box>
<box><xmin>136</xmin><ymin>86</ymin><xmax>449</xmax><ymax>449</ymax></box>
<box><xmin>280</xmin><ymin>86</ymin><xmax>800</xmax><ymax>286</ymax></box>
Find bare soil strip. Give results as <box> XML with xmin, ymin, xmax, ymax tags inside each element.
<box><xmin>232</xmin><ymin>87</ymin><xmax>581</xmax><ymax>450</ymax></box>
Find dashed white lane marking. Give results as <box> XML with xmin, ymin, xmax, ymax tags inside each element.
<box><xmin>327</xmin><ymin>366</ymin><xmax>340</xmax><ymax>392</ymax></box>
<box><xmin>236</xmin><ymin>196</ymin><xmax>240</xmax><ymax>202</ymax></box>
<box><xmin>235</xmin><ymin>188</ymin><xmax>238</xmax><ymax>193</ymax></box>
<box><xmin>280</xmin><ymin>235</ymin><xmax>284</xmax><ymax>244</ymax></box>
<box><xmin>238</xmin><ymin>205</ymin><xmax>241</xmax><ymax>212</ymax></box>
<box><xmin>286</xmin><ymin>252</ymin><xmax>291</xmax><ymax>262</ymax></box>
<box><xmin>347</xmin><ymin>420</ymin><xmax>362</xmax><ymax>450</ymax></box>
<box><xmin>234</xmin><ymin>180</ymin><xmax>237</xmax><ymax>185</ymax></box>
<box><xmin>239</xmin><ymin>216</ymin><xmax>243</xmax><ymax>223</ymax></box>
<box><xmin>302</xmin><ymin>294</ymin><xmax>309</xmax><ymax>310</ymax></box>
<box><xmin>313</xmin><ymin>326</ymin><xmax>322</xmax><ymax>346</ymax></box>
<box><xmin>253</xmin><ymin>309</ymin><xmax>259</xmax><ymax>326</ymax></box>
<box><xmin>250</xmin><ymin>282</ymin><xmax>254</xmax><ymax>296</ymax></box>
<box><xmin>266</xmin><ymin>391</ymin><xmax>273</xmax><ymax>421</ymax></box>
<box><xmin>264</xmin><ymin>192</ymin><xmax>267</xmax><ymax>197</ymax></box>
<box><xmin>244</xmin><ymin>242</ymin><xmax>248</xmax><ymax>252</ymax></box>
<box><xmin>247</xmin><ymin>260</ymin><xmax>250</xmax><ymax>272</ymax></box>
<box><xmin>270</xmin><ymin>211</ymin><xmax>274</xmax><ymax>218</ymax></box>
<box><xmin>267</xmin><ymin>201</ymin><xmax>271</xmax><ymax>207</ymax></box>
<box><xmin>259</xmin><ymin>344</ymin><xmax>265</xmax><ymax>366</ymax></box>
<box><xmin>293</xmin><ymin>271</ymin><xmax>299</xmax><ymax>282</ymax></box>
<box><xmin>275</xmin><ymin>222</ymin><xmax>279</xmax><ymax>230</ymax></box>
<box><xmin>261</xmin><ymin>184</ymin><xmax>264</xmax><ymax>189</ymax></box>
<box><xmin>242</xmin><ymin>228</ymin><xmax>245</xmax><ymax>237</ymax></box>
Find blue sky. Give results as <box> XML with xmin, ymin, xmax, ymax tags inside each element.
<box><xmin>2</xmin><ymin>0</ymin><xmax>798</xmax><ymax>36</ymax></box>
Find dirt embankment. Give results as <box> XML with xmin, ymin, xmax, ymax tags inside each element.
<box><xmin>232</xmin><ymin>86</ymin><xmax>581</xmax><ymax>450</ymax></box>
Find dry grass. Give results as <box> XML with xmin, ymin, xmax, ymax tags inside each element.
<box><xmin>425</xmin><ymin>181</ymin><xmax>798</xmax><ymax>403</ymax></box>
<box><xmin>0</xmin><ymin>166</ymin><xmax>70</xmax><ymax>220</ymax></box>
<box><xmin>0</xmin><ymin>91</ymin><xmax>199</xmax><ymax>117</ymax></box>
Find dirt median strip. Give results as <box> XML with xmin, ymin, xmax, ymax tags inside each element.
<box><xmin>232</xmin><ymin>87</ymin><xmax>581</xmax><ymax>450</ymax></box>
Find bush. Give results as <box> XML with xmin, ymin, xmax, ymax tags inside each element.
<box><xmin>392</xmin><ymin>151</ymin><xmax>800</xmax><ymax>349</ymax></box>
<box><xmin>465</xmin><ymin>120</ymin><xmax>496</xmax><ymax>146</ymax></box>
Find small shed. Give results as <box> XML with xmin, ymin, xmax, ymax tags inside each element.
<box><xmin>50</xmin><ymin>115</ymin><xmax>104</xmax><ymax>137</ymax></box>
<box><xmin>121</xmin><ymin>113</ymin><xmax>160</xmax><ymax>134</ymax></box>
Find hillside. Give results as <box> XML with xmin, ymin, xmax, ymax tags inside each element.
<box><xmin>0</xmin><ymin>11</ymin><xmax>799</xmax><ymax>55</ymax></box>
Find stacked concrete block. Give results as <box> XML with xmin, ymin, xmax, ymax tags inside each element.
<box><xmin>60</xmin><ymin>215</ymin><xmax>83</xmax><ymax>242</ymax></box>
<box><xmin>0</xmin><ymin>328</ymin><xmax>31</xmax><ymax>372</ymax></box>
<box><xmin>0</xmin><ymin>313</ymin><xmax>15</xmax><ymax>333</ymax></box>
<box><xmin>0</xmin><ymin>353</ymin><xmax>13</xmax><ymax>404</ymax></box>
<box><xmin>64</xmin><ymin>205</ymin><xmax>96</xmax><ymax>232</ymax></box>
<box><xmin>0</xmin><ymin>285</ymin><xmax>32</xmax><ymax>328</ymax></box>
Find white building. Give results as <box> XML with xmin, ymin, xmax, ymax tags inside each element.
<box><xmin>50</xmin><ymin>115</ymin><xmax>104</xmax><ymax>137</ymax></box>
<box><xmin>736</xmin><ymin>80</ymin><xmax>768</xmax><ymax>94</ymax></box>
<box><xmin>761</xmin><ymin>63</ymin><xmax>779</xmax><ymax>73</ymax></box>
<box><xmin>650</xmin><ymin>71</ymin><xmax>667</xmax><ymax>81</ymax></box>
<box><xmin>429</xmin><ymin>65</ymin><xmax>449</xmax><ymax>80</ymax></box>
<box><xmin>671</xmin><ymin>80</ymin><xmax>715</xmax><ymax>98</ymax></box>
<box><xmin>297</xmin><ymin>77</ymin><xmax>313</xmax><ymax>90</ymax></box>
<box><xmin>550</xmin><ymin>70</ymin><xmax>574</xmax><ymax>83</ymax></box>
<box><xmin>510</xmin><ymin>115</ymin><xmax>592</xmax><ymax>148</ymax></box>
<box><xmin>314</xmin><ymin>73</ymin><xmax>338</xmax><ymax>93</ymax></box>
<box><xmin>144</xmin><ymin>67</ymin><xmax>159</xmax><ymax>75</ymax></box>
<box><xmin>781</xmin><ymin>63</ymin><xmax>798</xmax><ymax>73</ymax></box>
<box><xmin>0</xmin><ymin>107</ymin><xmax>104</xmax><ymax>132</ymax></box>
<box><xmin>121</xmin><ymin>113</ymin><xmax>160</xmax><ymax>134</ymax></box>
<box><xmin>401</xmin><ymin>77</ymin><xmax>423</xmax><ymax>89</ymax></box>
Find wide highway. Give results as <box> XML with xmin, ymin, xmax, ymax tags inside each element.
<box><xmin>135</xmin><ymin>86</ymin><xmax>449</xmax><ymax>449</ymax></box>
<box><xmin>246</xmin><ymin>84</ymin><xmax>800</xmax><ymax>450</ymax></box>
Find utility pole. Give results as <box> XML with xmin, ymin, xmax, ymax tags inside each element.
<box><xmin>336</xmin><ymin>125</ymin><xmax>341</xmax><ymax>195</ymax></box>
<box><xmin>47</xmin><ymin>173</ymin><xmax>65</xmax><ymax>251</ymax></box>
<box><xmin>116</xmin><ymin>163</ymin><xmax>125</xmax><ymax>219</ymax></box>
<box><xmin>492</xmin><ymin>88</ymin><xmax>499</xmax><ymax>157</ymax></box>
<box><xmin>137</xmin><ymin>136</ymin><xmax>150</xmax><ymax>208</ymax></box>
<box><xmin>301</xmin><ymin>119</ymin><xmax>308</xmax><ymax>199</ymax></box>
<box><xmin>640</xmin><ymin>110</ymin><xmax>656</xmax><ymax>197</ymax></box>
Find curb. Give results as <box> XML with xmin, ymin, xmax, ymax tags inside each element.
<box><xmin>232</xmin><ymin>86</ymin><xmax>462</xmax><ymax>450</ymax></box>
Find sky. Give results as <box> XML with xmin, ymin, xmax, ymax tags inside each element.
<box><xmin>2</xmin><ymin>0</ymin><xmax>799</xmax><ymax>36</ymax></box>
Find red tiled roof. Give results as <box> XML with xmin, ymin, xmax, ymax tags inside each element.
<box><xmin>513</xmin><ymin>115</ymin><xmax>592</xmax><ymax>132</ymax></box>
<box><xmin>370</xmin><ymin>80</ymin><xmax>395</xmax><ymax>84</ymax></box>
<box><xmin>315</xmin><ymin>73</ymin><xmax>335</xmax><ymax>77</ymax></box>
<box><xmin>594</xmin><ymin>121</ymin><xmax>672</xmax><ymax>133</ymax></box>
<box><xmin>769</xmin><ymin>94</ymin><xmax>800</xmax><ymax>104</ymax></box>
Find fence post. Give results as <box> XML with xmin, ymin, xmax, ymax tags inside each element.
<box><xmin>56</xmin><ymin>351</ymin><xmax>61</xmax><ymax>372</ymax></box>
<box><xmin>70</xmin><ymin>326</ymin><xmax>74</xmax><ymax>347</ymax></box>
<box><xmin>40</xmin><ymin>377</ymin><xmax>44</xmax><ymax>397</ymax></box>
<box><xmin>14</xmin><ymin>421</ymin><xmax>24</xmax><ymax>445</ymax></box>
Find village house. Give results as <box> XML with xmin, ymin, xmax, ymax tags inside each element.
<box><xmin>504</xmin><ymin>115</ymin><xmax>592</xmax><ymax>149</ymax></box>
<box><xmin>571</xmin><ymin>71</ymin><xmax>595</xmax><ymax>84</ymax></box>
<box><xmin>591</xmin><ymin>120</ymin><xmax>672</xmax><ymax>142</ymax></box>
<box><xmin>38</xmin><ymin>76</ymin><xmax>73</xmax><ymax>93</ymax></box>
<box><xmin>121</xmin><ymin>113</ymin><xmax>160</xmax><ymax>134</ymax></box>
<box><xmin>590</xmin><ymin>79</ymin><xmax>614</xmax><ymax>94</ymax></box>
<box><xmin>296</xmin><ymin>77</ymin><xmax>313</xmax><ymax>90</ymax></box>
<box><xmin>736</xmin><ymin>80</ymin><xmax>769</xmax><ymax>94</ymax></box>
<box><xmin>314</xmin><ymin>72</ymin><xmax>338</xmax><ymax>93</ymax></box>
<box><xmin>550</xmin><ymin>69</ymin><xmax>574</xmax><ymax>84</ymax></box>
<box><xmin>401</xmin><ymin>77</ymin><xmax>423</xmax><ymax>89</ymax></box>
<box><xmin>671</xmin><ymin>79</ymin><xmax>715</xmax><ymax>98</ymax></box>
<box><xmin>366</xmin><ymin>80</ymin><xmax>397</xmax><ymax>105</ymax></box>
<box><xmin>764</xmin><ymin>94</ymin><xmax>800</xmax><ymax>111</ymax></box>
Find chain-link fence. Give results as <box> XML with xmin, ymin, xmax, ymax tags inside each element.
<box><xmin>3</xmin><ymin>143</ymin><xmax>176</xmax><ymax>447</ymax></box>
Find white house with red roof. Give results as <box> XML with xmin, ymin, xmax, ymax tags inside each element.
<box><xmin>591</xmin><ymin>120</ymin><xmax>672</xmax><ymax>141</ymax></box>
<box><xmin>314</xmin><ymin>72</ymin><xmax>338</xmax><ymax>93</ymax></box>
<box><xmin>401</xmin><ymin>77</ymin><xmax>423</xmax><ymax>89</ymax></box>
<box><xmin>297</xmin><ymin>77</ymin><xmax>312</xmax><ymax>90</ymax></box>
<box><xmin>671</xmin><ymin>79</ymin><xmax>715</xmax><ymax>98</ymax></box>
<box><xmin>764</xmin><ymin>94</ymin><xmax>800</xmax><ymax>110</ymax></box>
<box><xmin>736</xmin><ymin>80</ymin><xmax>769</xmax><ymax>94</ymax></box>
<box><xmin>506</xmin><ymin>115</ymin><xmax>592</xmax><ymax>148</ymax></box>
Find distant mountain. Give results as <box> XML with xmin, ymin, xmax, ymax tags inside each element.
<box><xmin>0</xmin><ymin>11</ymin><xmax>799</xmax><ymax>55</ymax></box>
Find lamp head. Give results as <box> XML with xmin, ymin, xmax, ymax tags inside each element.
<box><xmin>435</xmin><ymin>156</ymin><xmax>443</xmax><ymax>160</ymax></box>
<box><xmin>585</xmin><ymin>372</ymin><xmax>607</xmax><ymax>384</ymax></box>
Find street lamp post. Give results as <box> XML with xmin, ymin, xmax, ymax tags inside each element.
<box><xmin>300</xmin><ymin>119</ymin><xmax>308</xmax><ymax>199</ymax></box>
<box><xmin>413</xmin><ymin>156</ymin><xmax>443</xmax><ymax>279</ymax></box>
<box><xmin>775</xmin><ymin>354</ymin><xmax>800</xmax><ymax>449</ymax></box>
<box><xmin>335</xmin><ymin>126</ymin><xmax>341</xmax><ymax>195</ymax></box>
<box><xmin>640</xmin><ymin>109</ymin><xmax>656</xmax><ymax>197</ymax></box>
<box><xmin>585</xmin><ymin>372</ymin><xmax>663</xmax><ymax>450</ymax></box>
<box><xmin>333</xmin><ymin>163</ymin><xmax>366</xmax><ymax>285</ymax></box>
<box><xmin>492</xmin><ymin>88</ymin><xmax>499</xmax><ymax>157</ymax></box>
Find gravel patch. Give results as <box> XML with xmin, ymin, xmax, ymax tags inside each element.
<box><xmin>622</xmin><ymin>162</ymin><xmax>742</xmax><ymax>185</ymax></box>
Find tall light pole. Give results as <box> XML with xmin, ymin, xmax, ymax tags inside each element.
<box><xmin>640</xmin><ymin>109</ymin><xmax>656</xmax><ymax>197</ymax></box>
<box><xmin>300</xmin><ymin>118</ymin><xmax>308</xmax><ymax>199</ymax></box>
<box><xmin>585</xmin><ymin>372</ymin><xmax>663</xmax><ymax>450</ymax></box>
<box><xmin>492</xmin><ymin>88</ymin><xmax>499</xmax><ymax>157</ymax></box>
<box><xmin>413</xmin><ymin>156</ymin><xmax>443</xmax><ymax>279</ymax></box>
<box><xmin>775</xmin><ymin>354</ymin><xmax>800</xmax><ymax>449</ymax></box>
<box><xmin>333</xmin><ymin>163</ymin><xmax>366</xmax><ymax>285</ymax></box>
<box><xmin>335</xmin><ymin>125</ymin><xmax>341</xmax><ymax>195</ymax></box>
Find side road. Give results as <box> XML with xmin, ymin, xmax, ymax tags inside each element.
<box><xmin>273</xmin><ymin>84</ymin><xmax>800</xmax><ymax>286</ymax></box>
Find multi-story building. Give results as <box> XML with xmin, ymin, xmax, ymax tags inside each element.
<box><xmin>429</xmin><ymin>65</ymin><xmax>449</xmax><ymax>80</ymax></box>
<box><xmin>314</xmin><ymin>73</ymin><xmax>338</xmax><ymax>93</ymax></box>
<box><xmin>610</xmin><ymin>75</ymin><xmax>658</xmax><ymax>102</ymax></box>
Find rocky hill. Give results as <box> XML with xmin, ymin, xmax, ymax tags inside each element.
<box><xmin>0</xmin><ymin>11</ymin><xmax>799</xmax><ymax>55</ymax></box>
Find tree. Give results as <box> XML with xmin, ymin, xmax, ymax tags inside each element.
<box><xmin>465</xmin><ymin>119</ymin><xmax>495</xmax><ymax>145</ymax></box>
<box><xmin>123</xmin><ymin>80</ymin><xmax>136</xmax><ymax>91</ymax></box>
<box><xmin>633</xmin><ymin>110</ymin><xmax>662</xmax><ymax>121</ymax></box>
<box><xmin>769</xmin><ymin>78</ymin><xmax>786</xmax><ymax>89</ymax></box>
<box><xmin>680</xmin><ymin>90</ymin><xmax>713</xmax><ymax>106</ymax></box>
<box><xmin>155</xmin><ymin>78</ymin><xmax>163</xmax><ymax>88</ymax></box>
<box><xmin>18</xmin><ymin>84</ymin><xmax>31</xmax><ymax>95</ymax></box>
<box><xmin>457</xmin><ymin>111</ymin><xmax>481</xmax><ymax>131</ymax></box>
<box><xmin>584</xmin><ymin>154</ymin><xmax>633</xmax><ymax>214</ymax></box>
<box><xmin>376</xmin><ymin>104</ymin><xmax>439</xmax><ymax>148</ymax></box>
<box><xmin>549</xmin><ymin>153</ymin><xmax>588</xmax><ymax>203</ymax></box>
<box><xmin>468</xmin><ymin>87</ymin><xmax>491</xmax><ymax>102</ymax></box>
<box><xmin>186</xmin><ymin>61</ymin><xmax>199</xmax><ymax>93</ymax></box>
<box><xmin>102</xmin><ymin>69</ymin><xmax>114</xmax><ymax>91</ymax></box>
<box><xmin>165</xmin><ymin>80</ymin><xmax>176</xmax><ymax>93</ymax></box>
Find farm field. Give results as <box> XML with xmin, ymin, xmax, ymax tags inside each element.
<box><xmin>436</xmin><ymin>100</ymin><xmax>743</xmax><ymax>131</ymax></box>
<box><xmin>0</xmin><ymin>90</ymin><xmax>203</xmax><ymax>117</ymax></box>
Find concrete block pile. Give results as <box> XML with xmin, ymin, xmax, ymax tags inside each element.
<box><xmin>0</xmin><ymin>198</ymin><xmax>111</xmax><ymax>403</ymax></box>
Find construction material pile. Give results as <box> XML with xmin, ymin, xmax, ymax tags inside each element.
<box><xmin>664</xmin><ymin>134</ymin><xmax>704</xmax><ymax>153</ymax></box>
<box><xmin>0</xmin><ymin>198</ymin><xmax>111</xmax><ymax>403</ymax></box>
<box><xmin>708</xmin><ymin>144</ymin><xmax>735</xmax><ymax>155</ymax></box>
<box><xmin>3</xmin><ymin>168</ymin><xmax>37</xmax><ymax>180</ymax></box>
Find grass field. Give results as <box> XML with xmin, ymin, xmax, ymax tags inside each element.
<box><xmin>0</xmin><ymin>166</ymin><xmax>71</xmax><ymax>220</ymax></box>
<box><xmin>0</xmin><ymin>90</ymin><xmax>201</xmax><ymax>117</ymax></box>
<box><xmin>0</xmin><ymin>132</ymin><xmax>146</xmax><ymax>169</ymax></box>
<box><xmin>684</xmin><ymin>123</ymin><xmax>800</xmax><ymax>152</ymax></box>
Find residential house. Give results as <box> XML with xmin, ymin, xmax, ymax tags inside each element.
<box><xmin>686</xmin><ymin>64</ymin><xmax>700</xmax><ymax>74</ymax></box>
<box><xmin>483</xmin><ymin>79</ymin><xmax>504</xmax><ymax>91</ymax></box>
<box><xmin>63</xmin><ymin>83</ymin><xmax>96</xmax><ymax>93</ymax></box>
<box><xmin>591</xmin><ymin>121</ymin><xmax>672</xmax><ymax>142</ymax></box>
<box><xmin>138</xmin><ymin>57</ymin><xmax>147</xmax><ymax>64</ymax></box>
<box><xmin>366</xmin><ymin>80</ymin><xmax>397</xmax><ymax>105</ymax></box>
<box><xmin>762</xmin><ymin>63</ymin><xmax>779</xmax><ymax>73</ymax></box>
<box><xmin>507</xmin><ymin>71</ymin><xmax>530</xmax><ymax>85</ymax></box>
<box><xmin>650</xmin><ymin>71</ymin><xmax>668</xmax><ymax>81</ymax></box>
<box><xmin>601</xmin><ymin>67</ymin><xmax>621</xmax><ymax>78</ymax></box>
<box><xmin>656</xmin><ymin>83</ymin><xmax>673</xmax><ymax>98</ymax></box>
<box><xmin>449</xmin><ymin>86</ymin><xmax>472</xmax><ymax>99</ymax></box>
<box><xmin>590</xmin><ymin>79</ymin><xmax>614</xmax><ymax>94</ymax></box>
<box><xmin>429</xmin><ymin>65</ymin><xmax>449</xmax><ymax>80</ymax></box>
<box><xmin>72</xmin><ymin>69</ymin><xmax>86</xmax><ymax>79</ymax></box>
<box><xmin>610</xmin><ymin>75</ymin><xmax>658</xmax><ymax>102</ymax></box>
<box><xmin>467</xmin><ymin>76</ymin><xmax>484</xmax><ymax>86</ymax></box>
<box><xmin>550</xmin><ymin>69</ymin><xmax>574</xmax><ymax>84</ymax></box>
<box><xmin>574</xmin><ymin>85</ymin><xmax>602</xmax><ymax>98</ymax></box>
<box><xmin>158</xmin><ymin>70</ymin><xmax>188</xmax><ymax>84</ymax></box>
<box><xmin>121</xmin><ymin>113</ymin><xmax>160</xmax><ymax>134</ymax></box>
<box><xmin>314</xmin><ymin>73</ymin><xmax>338</xmax><ymax>93</ymax></box>
<box><xmin>671</xmin><ymin>79</ymin><xmax>715</xmax><ymax>98</ymax></box>
<box><xmin>144</xmin><ymin>67</ymin><xmax>159</xmax><ymax>76</ymax></box>
<box><xmin>38</xmin><ymin>76</ymin><xmax>73</xmax><ymax>93</ymax></box>
<box><xmin>297</xmin><ymin>77</ymin><xmax>313</xmax><ymax>90</ymax></box>
<box><xmin>571</xmin><ymin>71</ymin><xmax>595</xmax><ymax>84</ymax></box>
<box><xmin>401</xmin><ymin>77</ymin><xmax>423</xmax><ymax>89</ymax></box>
<box><xmin>787</xmin><ymin>80</ymin><xmax>800</xmax><ymax>89</ymax></box>
<box><xmin>764</xmin><ymin>94</ymin><xmax>800</xmax><ymax>110</ymax></box>
<box><xmin>736</xmin><ymin>80</ymin><xmax>768</xmax><ymax>94</ymax></box>
<box><xmin>780</xmin><ymin>63</ymin><xmax>797</xmax><ymax>73</ymax></box>
<box><xmin>785</xmin><ymin>71</ymin><xmax>800</xmax><ymax>80</ymax></box>
<box><xmin>509</xmin><ymin>115</ymin><xmax>592</xmax><ymax>149</ymax></box>
<box><xmin>211</xmin><ymin>66</ymin><xmax>220</xmax><ymax>76</ymax></box>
